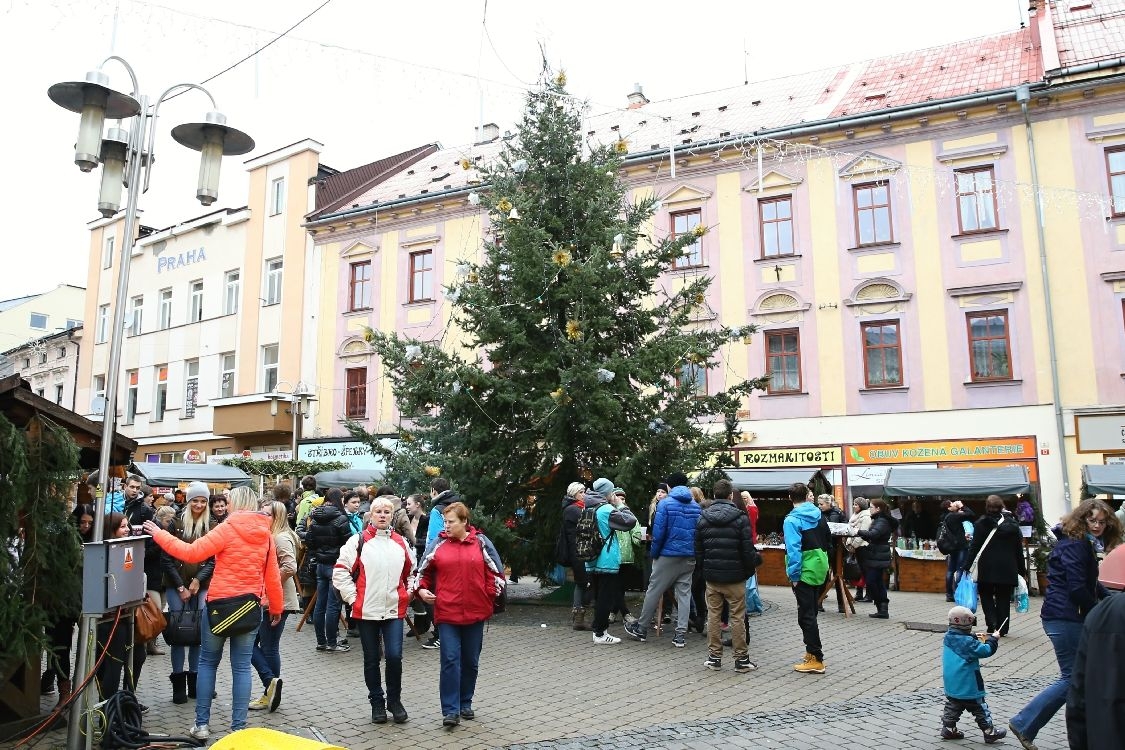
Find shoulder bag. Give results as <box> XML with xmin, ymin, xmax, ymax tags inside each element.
<box><xmin>208</xmin><ymin>537</ymin><xmax>273</xmax><ymax>638</ymax></box>
<box><xmin>134</xmin><ymin>593</ymin><xmax>167</xmax><ymax>642</ymax></box>
<box><xmin>968</xmin><ymin>526</ymin><xmax>999</xmax><ymax>583</ymax></box>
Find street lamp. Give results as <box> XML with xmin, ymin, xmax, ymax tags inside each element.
<box><xmin>265</xmin><ymin>381</ymin><xmax>318</xmax><ymax>458</ymax></box>
<box><xmin>48</xmin><ymin>56</ymin><xmax>255</xmax><ymax>750</ymax></box>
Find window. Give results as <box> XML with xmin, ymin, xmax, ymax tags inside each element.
<box><xmin>22</xmin><ymin>357</ymin><xmax>30</xmax><ymax>369</ymax></box>
<box><xmin>103</xmin><ymin>236</ymin><xmax>114</xmax><ymax>269</ymax></box>
<box><xmin>1107</xmin><ymin>147</ymin><xmax>1125</xmax><ymax>216</ymax></box>
<box><xmin>29</xmin><ymin>312</ymin><xmax>47</xmax><ymax>329</ymax></box>
<box><xmin>262</xmin><ymin>345</ymin><xmax>279</xmax><ymax>392</ymax></box>
<box><xmin>345</xmin><ymin>367</ymin><xmax>367</xmax><ymax>417</ymax></box>
<box><xmin>955</xmin><ymin>167</ymin><xmax>998</xmax><ymax>233</ymax></box>
<box><xmin>220</xmin><ymin>353</ymin><xmax>236</xmax><ymax>398</ymax></box>
<box><xmin>35</xmin><ymin>388</ymin><xmax>44</xmax><ymax>397</ymax></box>
<box><xmin>96</xmin><ymin>305</ymin><xmax>109</xmax><ymax>343</ymax></box>
<box><xmin>759</xmin><ymin>196</ymin><xmax>795</xmax><ymax>258</ymax></box>
<box><xmin>409</xmin><ymin>251</ymin><xmax>433</xmax><ymax>302</ymax></box>
<box><xmin>93</xmin><ymin>374</ymin><xmax>106</xmax><ymax>401</ymax></box>
<box><xmin>56</xmin><ymin>346</ymin><xmax>66</xmax><ymax>360</ymax></box>
<box><xmin>349</xmin><ymin>261</ymin><xmax>372</xmax><ymax>311</ymax></box>
<box><xmin>765</xmin><ymin>329</ymin><xmax>802</xmax><ymax>393</ymax></box>
<box><xmin>676</xmin><ymin>362</ymin><xmax>707</xmax><ymax>397</ymax></box>
<box><xmin>128</xmin><ymin>295</ymin><xmax>143</xmax><ymax>336</ymax></box>
<box><xmin>861</xmin><ymin>321</ymin><xmax>903</xmax><ymax>388</ymax></box>
<box><xmin>270</xmin><ymin>177</ymin><xmax>285</xmax><ymax>216</ymax></box>
<box><xmin>158</xmin><ymin>288</ymin><xmax>172</xmax><ymax>329</ymax></box>
<box><xmin>265</xmin><ymin>258</ymin><xmax>283</xmax><ymax>305</ymax></box>
<box><xmin>671</xmin><ymin>209</ymin><xmax>703</xmax><ymax>268</ymax></box>
<box><xmin>65</xmin><ymin>319</ymin><xmax>81</xmax><ymax>329</ymax></box>
<box><xmin>853</xmin><ymin>183</ymin><xmax>893</xmax><ymax>245</ymax></box>
<box><xmin>189</xmin><ymin>280</ymin><xmax>203</xmax><ymax>322</ymax></box>
<box><xmin>184</xmin><ymin>359</ymin><xmax>199</xmax><ymax>419</ymax></box>
<box><xmin>153</xmin><ymin>365</ymin><xmax>168</xmax><ymax>421</ymax></box>
<box><xmin>38</xmin><ymin>351</ymin><xmax>47</xmax><ymax>365</ymax></box>
<box><xmin>224</xmin><ymin>270</ymin><xmax>240</xmax><ymax>315</ymax></box>
<box><xmin>54</xmin><ymin>383</ymin><xmax>64</xmax><ymax>405</ymax></box>
<box><xmin>966</xmin><ymin>311</ymin><xmax>1012</xmax><ymax>382</ymax></box>
<box><xmin>125</xmin><ymin>370</ymin><xmax>138</xmax><ymax>423</ymax></box>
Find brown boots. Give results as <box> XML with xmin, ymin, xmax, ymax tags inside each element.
<box><xmin>571</xmin><ymin>607</ymin><xmax>588</xmax><ymax>631</ymax></box>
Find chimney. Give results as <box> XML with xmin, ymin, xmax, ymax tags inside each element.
<box><xmin>474</xmin><ymin>123</ymin><xmax>500</xmax><ymax>144</ymax></box>
<box><xmin>1029</xmin><ymin>0</ymin><xmax>1060</xmax><ymax>73</ymax></box>
<box><xmin>627</xmin><ymin>83</ymin><xmax>649</xmax><ymax>109</ymax></box>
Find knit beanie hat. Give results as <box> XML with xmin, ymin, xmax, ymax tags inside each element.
<box><xmin>185</xmin><ymin>481</ymin><xmax>209</xmax><ymax>501</ymax></box>
<box><xmin>948</xmin><ymin>606</ymin><xmax>977</xmax><ymax>631</ymax></box>
<box><xmin>591</xmin><ymin>478</ymin><xmax>614</xmax><ymax>496</ymax></box>
<box><xmin>566</xmin><ymin>481</ymin><xmax>586</xmax><ymax>498</ymax></box>
<box><xmin>854</xmin><ymin>497</ymin><xmax>870</xmax><ymax>510</ymax></box>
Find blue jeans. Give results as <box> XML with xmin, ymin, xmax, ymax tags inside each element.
<box><xmin>1009</xmin><ymin>618</ymin><xmax>1084</xmax><ymax>740</ymax></box>
<box><xmin>945</xmin><ymin>549</ymin><xmax>969</xmax><ymax>598</ymax></box>
<box><xmin>166</xmin><ymin>588</ymin><xmax>205</xmax><ymax>673</ymax></box>
<box><xmin>250</xmin><ymin>611</ymin><xmax>288</xmax><ymax>688</ymax></box>
<box><xmin>313</xmin><ymin>563</ymin><xmax>342</xmax><ymax>646</ymax></box>
<box><xmin>437</xmin><ymin>621</ymin><xmax>485</xmax><ymax>717</ymax></box>
<box><xmin>197</xmin><ymin>606</ymin><xmax>256</xmax><ymax>731</ymax></box>
<box><xmin>358</xmin><ymin>619</ymin><xmax>404</xmax><ymax>704</ymax></box>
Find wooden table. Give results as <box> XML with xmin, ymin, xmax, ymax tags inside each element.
<box><xmin>893</xmin><ymin>548</ymin><xmax>947</xmax><ymax>593</ymax></box>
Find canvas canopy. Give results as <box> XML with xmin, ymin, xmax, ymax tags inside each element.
<box><xmin>725</xmin><ymin>468</ymin><xmax>828</xmax><ymax>493</ymax></box>
<box><xmin>883</xmin><ymin>465</ymin><xmax>1030</xmax><ymax>497</ymax></box>
<box><xmin>130</xmin><ymin>462</ymin><xmax>254</xmax><ymax>488</ymax></box>
<box><xmin>1081</xmin><ymin>464</ymin><xmax>1125</xmax><ymax>496</ymax></box>
<box><xmin>314</xmin><ymin>468</ymin><xmax>385</xmax><ymax>489</ymax></box>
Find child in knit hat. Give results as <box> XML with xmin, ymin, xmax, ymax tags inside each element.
<box><xmin>941</xmin><ymin>605</ymin><xmax>1007</xmax><ymax>743</ymax></box>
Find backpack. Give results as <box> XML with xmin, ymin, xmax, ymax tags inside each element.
<box><xmin>573</xmin><ymin>507</ymin><xmax>608</xmax><ymax>562</ymax></box>
<box><xmin>936</xmin><ymin>521</ymin><xmax>955</xmax><ymax>554</ymax></box>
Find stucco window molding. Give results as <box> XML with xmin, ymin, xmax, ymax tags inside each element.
<box><xmin>1100</xmin><ymin>270</ymin><xmax>1125</xmax><ymax>283</ymax></box>
<box><xmin>743</xmin><ymin>169</ymin><xmax>803</xmax><ymax>194</ymax></box>
<box><xmin>947</xmin><ymin>280</ymin><xmax>1022</xmax><ymax>307</ymax></box>
<box><xmin>935</xmin><ymin>144</ymin><xmax>1008</xmax><ymax>164</ymax></box>
<box><xmin>837</xmin><ymin>151</ymin><xmax>902</xmax><ymax>181</ymax></box>
<box><xmin>337</xmin><ymin>337</ymin><xmax>374</xmax><ymax>363</ymax></box>
<box><xmin>340</xmin><ymin>239</ymin><xmax>377</xmax><ymax>259</ymax></box>
<box><xmin>844</xmin><ymin>278</ymin><xmax>912</xmax><ymax>315</ymax></box>
<box><xmin>1085</xmin><ymin>124</ymin><xmax>1125</xmax><ymax>143</ymax></box>
<box><xmin>400</xmin><ymin>234</ymin><xmax>441</xmax><ymax>249</ymax></box>
<box><xmin>661</xmin><ymin>184</ymin><xmax>712</xmax><ymax>208</ymax></box>
<box><xmin>749</xmin><ymin>289</ymin><xmax>811</xmax><ymax>324</ymax></box>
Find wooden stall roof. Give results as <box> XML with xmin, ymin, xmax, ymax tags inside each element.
<box><xmin>0</xmin><ymin>374</ymin><xmax>136</xmax><ymax>468</ymax></box>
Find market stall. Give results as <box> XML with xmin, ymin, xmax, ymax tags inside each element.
<box><xmin>1081</xmin><ymin>463</ymin><xmax>1125</xmax><ymax>497</ymax></box>
<box><xmin>313</xmin><ymin>468</ymin><xmax>385</xmax><ymax>489</ymax></box>
<box><xmin>130</xmin><ymin>461</ymin><xmax>254</xmax><ymax>488</ymax></box>
<box><xmin>726</xmin><ymin>468</ymin><xmax>831</xmax><ymax>587</ymax></box>
<box><xmin>883</xmin><ymin>465</ymin><xmax>1032</xmax><ymax>593</ymax></box>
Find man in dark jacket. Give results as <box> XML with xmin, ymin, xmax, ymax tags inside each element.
<box><xmin>625</xmin><ymin>472</ymin><xmax>701</xmax><ymax>648</ymax></box>
<box><xmin>696</xmin><ymin>479</ymin><xmax>759</xmax><ymax>673</ymax></box>
<box><xmin>940</xmin><ymin>499</ymin><xmax>975</xmax><ymax>602</ymax></box>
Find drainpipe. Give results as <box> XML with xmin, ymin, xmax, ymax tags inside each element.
<box><xmin>1017</xmin><ymin>83</ymin><xmax>1071</xmax><ymax>510</ymax></box>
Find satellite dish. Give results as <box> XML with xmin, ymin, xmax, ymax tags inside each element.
<box><xmin>90</xmin><ymin>396</ymin><xmax>106</xmax><ymax>415</ymax></box>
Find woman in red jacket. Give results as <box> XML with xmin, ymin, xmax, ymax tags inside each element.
<box><xmin>143</xmin><ymin>486</ymin><xmax>283</xmax><ymax>741</ymax></box>
<box><xmin>416</xmin><ymin>501</ymin><xmax>504</xmax><ymax>728</ymax></box>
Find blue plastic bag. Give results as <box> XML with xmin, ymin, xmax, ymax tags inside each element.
<box><xmin>1014</xmin><ymin>576</ymin><xmax>1030</xmax><ymax>614</ymax></box>
<box><xmin>745</xmin><ymin>574</ymin><xmax>764</xmax><ymax>614</ymax></box>
<box><xmin>954</xmin><ymin>573</ymin><xmax>978</xmax><ymax>612</ymax></box>
<box><xmin>548</xmin><ymin>564</ymin><xmax>567</xmax><ymax>586</ymax></box>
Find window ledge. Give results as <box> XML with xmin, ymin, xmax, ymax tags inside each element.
<box><xmin>261</xmin><ymin>301</ymin><xmax>281</xmax><ymax>308</ymax></box>
<box><xmin>963</xmin><ymin>378</ymin><xmax>1022</xmax><ymax>388</ymax></box>
<box><xmin>753</xmin><ymin>254</ymin><xmax>802</xmax><ymax>264</ymax></box>
<box><xmin>404</xmin><ymin>299</ymin><xmax>435</xmax><ymax>307</ymax></box>
<box><xmin>951</xmin><ymin>228</ymin><xmax>1009</xmax><ymax>241</ymax></box>
<box><xmin>859</xmin><ymin>385</ymin><xmax>908</xmax><ymax>393</ymax></box>
<box><xmin>758</xmin><ymin>390</ymin><xmax>809</xmax><ymax>398</ymax></box>
<box><xmin>670</xmin><ymin>264</ymin><xmax>709</xmax><ymax>275</ymax></box>
<box><xmin>846</xmin><ymin>242</ymin><xmax>900</xmax><ymax>252</ymax></box>
<box><xmin>343</xmin><ymin>308</ymin><xmax>372</xmax><ymax>316</ymax></box>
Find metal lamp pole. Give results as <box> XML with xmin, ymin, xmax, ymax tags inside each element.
<box><xmin>48</xmin><ymin>57</ymin><xmax>255</xmax><ymax>750</ymax></box>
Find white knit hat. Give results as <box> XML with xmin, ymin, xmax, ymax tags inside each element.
<box><xmin>185</xmin><ymin>481</ymin><xmax>209</xmax><ymax>500</ymax></box>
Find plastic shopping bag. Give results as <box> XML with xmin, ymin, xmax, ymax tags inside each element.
<box><xmin>954</xmin><ymin>572</ymin><xmax>979</xmax><ymax>613</ymax></box>
<box><xmin>745</xmin><ymin>574</ymin><xmax>764</xmax><ymax>615</ymax></box>
<box><xmin>1014</xmin><ymin>575</ymin><xmax>1030</xmax><ymax>614</ymax></box>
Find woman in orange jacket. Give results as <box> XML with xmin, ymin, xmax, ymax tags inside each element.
<box><xmin>144</xmin><ymin>486</ymin><xmax>283</xmax><ymax>741</ymax></box>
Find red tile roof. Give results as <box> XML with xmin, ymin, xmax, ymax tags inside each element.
<box><xmin>310</xmin><ymin>144</ymin><xmax>440</xmax><ymax>218</ymax></box>
<box><xmin>1051</xmin><ymin>0</ymin><xmax>1125</xmax><ymax>68</ymax></box>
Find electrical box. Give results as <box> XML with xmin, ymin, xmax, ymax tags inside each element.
<box><xmin>82</xmin><ymin>537</ymin><xmax>147</xmax><ymax>615</ymax></box>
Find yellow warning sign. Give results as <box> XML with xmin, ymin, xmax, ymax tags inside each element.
<box><xmin>123</xmin><ymin>548</ymin><xmax>134</xmax><ymax>571</ymax></box>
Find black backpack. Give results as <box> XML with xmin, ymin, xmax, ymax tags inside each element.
<box><xmin>574</xmin><ymin>507</ymin><xmax>608</xmax><ymax>562</ymax></box>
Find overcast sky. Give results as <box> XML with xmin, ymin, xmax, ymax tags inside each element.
<box><xmin>1</xmin><ymin>0</ymin><xmax>1026</xmax><ymax>305</ymax></box>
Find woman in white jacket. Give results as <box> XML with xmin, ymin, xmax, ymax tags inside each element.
<box><xmin>845</xmin><ymin>497</ymin><xmax>873</xmax><ymax>602</ymax></box>
<box><xmin>333</xmin><ymin>495</ymin><xmax>416</xmax><ymax>725</ymax></box>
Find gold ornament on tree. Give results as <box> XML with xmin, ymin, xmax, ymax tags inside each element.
<box><xmin>614</xmin><ymin>139</ymin><xmax>629</xmax><ymax>154</ymax></box>
<box><xmin>460</xmin><ymin>158</ymin><xmax>472</xmax><ymax>170</ymax></box>
<box><xmin>496</xmin><ymin>197</ymin><xmax>513</xmax><ymax>213</ymax></box>
<box><xmin>691</xmin><ymin>223</ymin><xmax>708</xmax><ymax>238</ymax></box>
<box><xmin>423</xmin><ymin>465</ymin><xmax>442</xmax><ymax>477</ymax></box>
<box><xmin>565</xmin><ymin>320</ymin><xmax>583</xmax><ymax>341</ymax></box>
<box><xmin>552</xmin><ymin>249</ymin><xmax>572</xmax><ymax>267</ymax></box>
<box><xmin>555</xmin><ymin>70</ymin><xmax>567</xmax><ymax>86</ymax></box>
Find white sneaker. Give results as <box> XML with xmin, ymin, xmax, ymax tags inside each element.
<box><xmin>592</xmin><ymin>632</ymin><xmax>621</xmax><ymax>645</ymax></box>
<box><xmin>188</xmin><ymin>724</ymin><xmax>210</xmax><ymax>740</ymax></box>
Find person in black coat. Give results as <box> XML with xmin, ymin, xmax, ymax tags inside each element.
<box><xmin>306</xmin><ymin>488</ymin><xmax>354</xmax><ymax>651</ymax></box>
<box><xmin>558</xmin><ymin>482</ymin><xmax>593</xmax><ymax>630</ymax></box>
<box><xmin>939</xmin><ymin>499</ymin><xmax>975</xmax><ymax>602</ymax></box>
<box><xmin>961</xmin><ymin>495</ymin><xmax>1025</xmax><ymax>636</ymax></box>
<box><xmin>850</xmin><ymin>498</ymin><xmax>898</xmax><ymax>619</ymax></box>
<box><xmin>695</xmin><ymin>479</ymin><xmax>760</xmax><ymax>671</ymax></box>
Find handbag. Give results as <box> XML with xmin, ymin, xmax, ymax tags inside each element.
<box><xmin>968</xmin><ymin>527</ymin><xmax>998</xmax><ymax>582</ymax></box>
<box><xmin>163</xmin><ymin>599</ymin><xmax>202</xmax><ymax>646</ymax></box>
<box><xmin>133</xmin><ymin>594</ymin><xmax>167</xmax><ymax>642</ymax></box>
<box><xmin>843</xmin><ymin>553</ymin><xmax>862</xmax><ymax>582</ymax></box>
<box><xmin>208</xmin><ymin>536</ymin><xmax>272</xmax><ymax>638</ymax></box>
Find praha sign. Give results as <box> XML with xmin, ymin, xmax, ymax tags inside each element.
<box><xmin>157</xmin><ymin>247</ymin><xmax>206</xmax><ymax>273</ymax></box>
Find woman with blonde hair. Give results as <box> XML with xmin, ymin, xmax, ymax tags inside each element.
<box><xmin>248</xmin><ymin>501</ymin><xmax>299</xmax><ymax>713</ymax></box>
<box><xmin>161</xmin><ymin>481</ymin><xmax>215</xmax><ymax>704</ymax></box>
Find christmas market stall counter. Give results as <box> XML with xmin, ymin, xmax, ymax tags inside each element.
<box><xmin>893</xmin><ymin>546</ymin><xmax>947</xmax><ymax>593</ymax></box>
<box><xmin>755</xmin><ymin>546</ymin><xmax>792</xmax><ymax>587</ymax></box>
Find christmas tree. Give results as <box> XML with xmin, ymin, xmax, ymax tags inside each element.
<box><xmin>353</xmin><ymin>70</ymin><xmax>764</xmax><ymax>574</ymax></box>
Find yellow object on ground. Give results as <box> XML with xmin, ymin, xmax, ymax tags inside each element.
<box><xmin>210</xmin><ymin>727</ymin><xmax>347</xmax><ymax>750</ymax></box>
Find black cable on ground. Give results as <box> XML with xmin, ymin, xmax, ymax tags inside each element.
<box><xmin>99</xmin><ymin>690</ymin><xmax>204</xmax><ymax>749</ymax></box>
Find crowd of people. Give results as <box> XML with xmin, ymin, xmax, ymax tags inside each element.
<box><xmin>35</xmin><ymin>469</ymin><xmax>1125</xmax><ymax>748</ymax></box>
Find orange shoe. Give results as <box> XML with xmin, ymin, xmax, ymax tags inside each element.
<box><xmin>793</xmin><ymin>653</ymin><xmax>825</xmax><ymax>673</ymax></box>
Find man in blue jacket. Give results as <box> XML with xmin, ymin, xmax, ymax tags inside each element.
<box><xmin>625</xmin><ymin>472</ymin><xmax>701</xmax><ymax>648</ymax></box>
<box><xmin>783</xmin><ymin>482</ymin><xmax>830</xmax><ymax>674</ymax></box>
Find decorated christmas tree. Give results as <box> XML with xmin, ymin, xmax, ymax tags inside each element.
<box><xmin>353</xmin><ymin>70</ymin><xmax>764</xmax><ymax>574</ymax></box>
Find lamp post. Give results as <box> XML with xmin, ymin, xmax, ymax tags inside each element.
<box><xmin>265</xmin><ymin>381</ymin><xmax>318</xmax><ymax>459</ymax></box>
<box><xmin>48</xmin><ymin>56</ymin><xmax>254</xmax><ymax>750</ymax></box>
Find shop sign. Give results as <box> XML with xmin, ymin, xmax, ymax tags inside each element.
<box><xmin>737</xmin><ymin>447</ymin><xmax>842</xmax><ymax>467</ymax></box>
<box><xmin>845</xmin><ymin>437</ymin><xmax>1036</xmax><ymax>464</ymax></box>
<box><xmin>183</xmin><ymin>449</ymin><xmax>205</xmax><ymax>463</ymax></box>
<box><xmin>1075</xmin><ymin>413</ymin><xmax>1125</xmax><ymax>453</ymax></box>
<box><xmin>156</xmin><ymin>247</ymin><xmax>207</xmax><ymax>273</ymax></box>
<box><xmin>297</xmin><ymin>439</ymin><xmax>392</xmax><ymax>470</ymax></box>
<box><xmin>208</xmin><ymin>449</ymin><xmax>291</xmax><ymax>463</ymax></box>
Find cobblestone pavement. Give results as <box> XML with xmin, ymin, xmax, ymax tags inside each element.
<box><xmin>21</xmin><ymin>584</ymin><xmax>1070</xmax><ymax>750</ymax></box>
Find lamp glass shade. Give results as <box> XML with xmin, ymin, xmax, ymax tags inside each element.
<box><xmin>75</xmin><ymin>88</ymin><xmax>109</xmax><ymax>172</ymax></box>
<box><xmin>195</xmin><ymin>128</ymin><xmax>223</xmax><ymax>206</ymax></box>
<box><xmin>97</xmin><ymin>136</ymin><xmax>128</xmax><ymax>218</ymax></box>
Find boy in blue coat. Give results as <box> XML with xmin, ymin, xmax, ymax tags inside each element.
<box><xmin>942</xmin><ymin>606</ymin><xmax>1007</xmax><ymax>743</ymax></box>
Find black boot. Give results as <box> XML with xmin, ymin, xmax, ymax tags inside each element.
<box><xmin>869</xmin><ymin>602</ymin><xmax>889</xmax><ymax>619</ymax></box>
<box><xmin>387</xmin><ymin>699</ymin><xmax>409</xmax><ymax>724</ymax></box>
<box><xmin>170</xmin><ymin>672</ymin><xmax>188</xmax><ymax>704</ymax></box>
<box><xmin>185</xmin><ymin>671</ymin><xmax>197</xmax><ymax>699</ymax></box>
<box><xmin>371</xmin><ymin>701</ymin><xmax>388</xmax><ymax>724</ymax></box>
<box><xmin>40</xmin><ymin>669</ymin><xmax>56</xmax><ymax>695</ymax></box>
<box><xmin>854</xmin><ymin>587</ymin><xmax>869</xmax><ymax>602</ymax></box>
